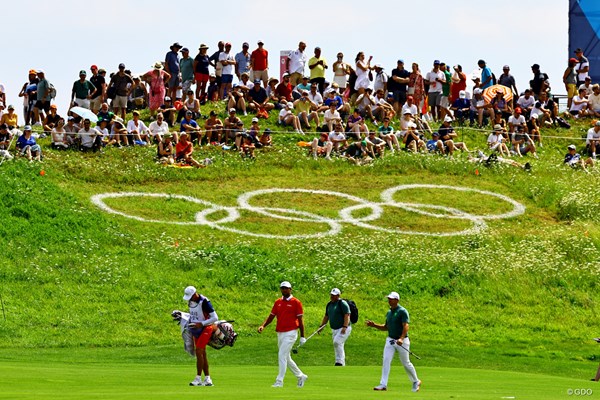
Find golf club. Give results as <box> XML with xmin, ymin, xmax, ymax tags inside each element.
<box><xmin>389</xmin><ymin>339</ymin><xmax>421</xmax><ymax>360</ymax></box>
<box><xmin>292</xmin><ymin>324</ymin><xmax>326</xmax><ymax>354</ymax></box>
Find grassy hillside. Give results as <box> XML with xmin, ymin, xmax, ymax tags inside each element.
<box><xmin>0</xmin><ymin>103</ymin><xmax>599</xmax><ymax>382</ymax></box>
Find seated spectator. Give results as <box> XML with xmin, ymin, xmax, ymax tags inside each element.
<box><xmin>51</xmin><ymin>117</ymin><xmax>69</xmax><ymax>149</ymax></box>
<box><xmin>276</xmin><ymin>73</ymin><xmax>293</xmax><ymax>102</ymax></box>
<box><xmin>240</xmin><ymin>135</ymin><xmax>256</xmax><ymax>159</ymax></box>
<box><xmin>204</xmin><ymin>110</ymin><xmax>223</xmax><ymax>144</ymax></box>
<box><xmin>266</xmin><ymin>78</ymin><xmax>280</xmax><ymax>103</ymax></box>
<box><xmin>127</xmin><ymin>110</ymin><xmax>149</xmax><ymax>145</ymax></box>
<box><xmin>149</xmin><ymin>112</ymin><xmax>172</xmax><ymax>144</ymax></box>
<box><xmin>160</xmin><ymin>96</ymin><xmax>177</xmax><ymax>127</ymax></box>
<box><xmin>175</xmin><ymin>132</ymin><xmax>201</xmax><ymax>167</ymax></box>
<box><xmin>0</xmin><ymin>123</ymin><xmax>13</xmax><ymax>160</ymax></box>
<box><xmin>180</xmin><ymin>110</ymin><xmax>202</xmax><ymax>144</ymax></box>
<box><xmin>586</xmin><ymin>121</ymin><xmax>600</xmax><ymax>158</ymax></box>
<box><xmin>207</xmin><ymin>74</ymin><xmax>219</xmax><ymax>102</ymax></box>
<box><xmin>450</xmin><ymin>91</ymin><xmax>471</xmax><ymax>124</ymax></box>
<box><xmin>377</xmin><ymin>117</ymin><xmax>401</xmax><ymax>153</ymax></box>
<box><xmin>471</xmin><ymin>88</ymin><xmax>494</xmax><ymax>127</ymax></box>
<box><xmin>178</xmin><ymin>90</ymin><xmax>201</xmax><ymax>122</ymax></box>
<box><xmin>372</xmin><ymin>89</ymin><xmax>395</xmax><ymax>123</ymax></box>
<box><xmin>346</xmin><ymin>108</ymin><xmax>367</xmax><ymax>140</ymax></box>
<box><xmin>259</xmin><ymin>129</ymin><xmax>272</xmax><ymax>147</ymax></box>
<box><xmin>365</xmin><ymin>130</ymin><xmax>386</xmax><ymax>158</ymax></box>
<box><xmin>294</xmin><ymin>76</ymin><xmax>311</xmax><ymax>99</ymax></box>
<box><xmin>223</xmin><ymin>108</ymin><xmax>242</xmax><ymax>144</ymax></box>
<box><xmin>227</xmin><ymin>84</ymin><xmax>247</xmax><ymax>116</ymax></box>
<box><xmin>294</xmin><ymin>90</ymin><xmax>320</xmax><ymax>130</ymax></box>
<box><xmin>111</xmin><ymin>117</ymin><xmax>128</xmax><ymax>146</ymax></box>
<box><xmin>237</xmin><ymin>72</ymin><xmax>255</xmax><ymax>91</ymax></box>
<box><xmin>516</xmin><ymin>89</ymin><xmax>535</xmax><ymax>116</ymax></box>
<box><xmin>247</xmin><ymin>80</ymin><xmax>275</xmax><ymax>114</ymax></box>
<box><xmin>438</xmin><ymin>116</ymin><xmax>468</xmax><ymax>155</ymax></box>
<box><xmin>323</xmin><ymin>89</ymin><xmax>350</xmax><ymax>117</ymax></box>
<box><xmin>510</xmin><ymin>129</ymin><xmax>537</xmax><ymax>158</ymax></box>
<box><xmin>311</xmin><ymin>131</ymin><xmax>333</xmax><ymax>160</ymax></box>
<box><xmin>530</xmin><ymin>101</ymin><xmax>552</xmax><ymax>126</ymax></box>
<box><xmin>323</xmin><ymin>102</ymin><xmax>342</xmax><ymax>132</ymax></box>
<box><xmin>355</xmin><ymin>88</ymin><xmax>377</xmax><ymax>123</ymax></box>
<box><xmin>568</xmin><ymin>88</ymin><xmax>590</xmax><ymax>118</ymax></box>
<box><xmin>401</xmin><ymin>95</ymin><xmax>419</xmax><ymax>117</ymax></box>
<box><xmin>96</xmin><ymin>118</ymin><xmax>116</xmax><ymax>147</ymax></box>
<box><xmin>157</xmin><ymin>132</ymin><xmax>175</xmax><ymax>164</ymax></box>
<box><xmin>307</xmin><ymin>83</ymin><xmax>326</xmax><ymax>112</ymax></box>
<box><xmin>537</xmin><ymin>91</ymin><xmax>557</xmax><ymax>124</ymax></box>
<box><xmin>343</xmin><ymin>140</ymin><xmax>371</xmax><ymax>165</ymax></box>
<box><xmin>490</xmin><ymin>90</ymin><xmax>512</xmax><ymax>120</ymax></box>
<box><xmin>44</xmin><ymin>104</ymin><xmax>61</xmax><ymax>133</ymax></box>
<box><xmin>0</xmin><ymin>104</ymin><xmax>18</xmax><ymax>129</ymax></box>
<box><xmin>564</xmin><ymin>144</ymin><xmax>594</xmax><ymax>171</ymax></box>
<box><xmin>64</xmin><ymin>116</ymin><xmax>80</xmax><ymax>147</ymax></box>
<box><xmin>16</xmin><ymin>125</ymin><xmax>42</xmax><ymax>161</ymax></box>
<box><xmin>328</xmin><ymin>123</ymin><xmax>348</xmax><ymax>153</ymax></box>
<box><xmin>487</xmin><ymin>124</ymin><xmax>510</xmax><ymax>157</ymax></box>
<box><xmin>508</xmin><ymin>108</ymin><xmax>527</xmax><ymax>133</ymax></box>
<box><xmin>579</xmin><ymin>76</ymin><xmax>593</xmax><ymax>96</ymax></box>
<box><xmin>278</xmin><ymin>102</ymin><xmax>303</xmax><ymax>134</ymax></box>
<box><xmin>403</xmin><ymin>121</ymin><xmax>425</xmax><ymax>153</ymax></box>
<box><xmin>426</xmin><ymin>132</ymin><xmax>444</xmax><ymax>154</ymax></box>
<box><xmin>587</xmin><ymin>84</ymin><xmax>600</xmax><ymax>118</ymax></box>
<box><xmin>78</xmin><ymin>118</ymin><xmax>102</xmax><ymax>151</ymax></box>
<box><xmin>527</xmin><ymin>114</ymin><xmax>542</xmax><ymax>145</ymax></box>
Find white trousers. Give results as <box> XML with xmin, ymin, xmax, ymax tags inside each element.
<box><xmin>332</xmin><ymin>326</ymin><xmax>352</xmax><ymax>365</ymax></box>
<box><xmin>276</xmin><ymin>330</ymin><xmax>303</xmax><ymax>383</ymax></box>
<box><xmin>380</xmin><ymin>336</ymin><xmax>419</xmax><ymax>386</ymax></box>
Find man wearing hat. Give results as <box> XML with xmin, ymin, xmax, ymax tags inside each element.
<box><xmin>109</xmin><ymin>64</ymin><xmax>133</xmax><ymax>120</ymax></box>
<box><xmin>366</xmin><ymin>292</ymin><xmax>421</xmax><ymax>393</ymax></box>
<box><xmin>89</xmin><ymin>65</ymin><xmax>106</xmax><ymax>114</ymax></box>
<box><xmin>317</xmin><ymin>288</ymin><xmax>352</xmax><ymax>366</ymax></box>
<box><xmin>165</xmin><ymin>42</ymin><xmax>183</xmax><ymax>102</ymax></box>
<box><xmin>33</xmin><ymin>70</ymin><xmax>51</xmax><ymax>126</ymax></box>
<box><xmin>219</xmin><ymin>42</ymin><xmax>236</xmax><ymax>100</ymax></box>
<box><xmin>574</xmin><ymin>48</ymin><xmax>590</xmax><ymax>86</ymax></box>
<box><xmin>235</xmin><ymin>42</ymin><xmax>251</xmax><ymax>80</ymax></box>
<box><xmin>182</xmin><ymin>286</ymin><xmax>219</xmax><ymax>387</ymax></box>
<box><xmin>258</xmin><ymin>281</ymin><xmax>308</xmax><ymax>388</ymax></box>
<box><xmin>565</xmin><ymin>143</ymin><xmax>594</xmax><ymax>170</ymax></box>
<box><xmin>425</xmin><ymin>60</ymin><xmax>445</xmax><ymax>121</ymax></box>
<box><xmin>251</xmin><ymin>40</ymin><xmax>269</xmax><ymax>88</ymax></box>
<box><xmin>71</xmin><ymin>70</ymin><xmax>97</xmax><ymax>110</ymax></box>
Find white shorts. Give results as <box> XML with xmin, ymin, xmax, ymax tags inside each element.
<box><xmin>333</xmin><ymin>75</ymin><xmax>347</xmax><ymax>88</ymax></box>
<box><xmin>74</xmin><ymin>98</ymin><xmax>91</xmax><ymax>109</ymax></box>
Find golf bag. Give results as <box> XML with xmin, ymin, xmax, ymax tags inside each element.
<box><xmin>343</xmin><ymin>299</ymin><xmax>359</xmax><ymax>324</ymax></box>
<box><xmin>171</xmin><ymin>311</ymin><xmax>238</xmax><ymax>354</ymax></box>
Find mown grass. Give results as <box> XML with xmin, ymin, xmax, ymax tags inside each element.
<box><xmin>0</xmin><ymin>104</ymin><xmax>599</xmax><ymax>386</ymax></box>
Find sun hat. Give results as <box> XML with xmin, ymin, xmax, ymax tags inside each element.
<box><xmin>183</xmin><ymin>286</ymin><xmax>196</xmax><ymax>301</ymax></box>
<box><xmin>153</xmin><ymin>62</ymin><xmax>163</xmax><ymax>70</ymax></box>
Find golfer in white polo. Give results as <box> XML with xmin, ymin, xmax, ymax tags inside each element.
<box><xmin>366</xmin><ymin>291</ymin><xmax>421</xmax><ymax>392</ymax></box>
<box><xmin>317</xmin><ymin>288</ymin><xmax>352</xmax><ymax>366</ymax></box>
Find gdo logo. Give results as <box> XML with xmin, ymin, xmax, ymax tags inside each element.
<box><xmin>567</xmin><ymin>388</ymin><xmax>593</xmax><ymax>396</ymax></box>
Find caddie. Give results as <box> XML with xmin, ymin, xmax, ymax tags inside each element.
<box><xmin>183</xmin><ymin>285</ymin><xmax>218</xmax><ymax>387</ymax></box>
<box><xmin>317</xmin><ymin>288</ymin><xmax>351</xmax><ymax>366</ymax></box>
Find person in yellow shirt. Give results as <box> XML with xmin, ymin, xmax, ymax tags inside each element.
<box><xmin>308</xmin><ymin>47</ymin><xmax>328</xmax><ymax>94</ymax></box>
<box><xmin>0</xmin><ymin>105</ymin><xmax>18</xmax><ymax>129</ymax></box>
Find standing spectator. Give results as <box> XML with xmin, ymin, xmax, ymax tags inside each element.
<box><xmin>425</xmin><ymin>60</ymin><xmax>444</xmax><ymax>121</ymax></box>
<box><xmin>574</xmin><ymin>48</ymin><xmax>590</xmax><ymax>86</ymax></box>
<box><xmin>143</xmin><ymin>62</ymin><xmax>171</xmax><ymax>118</ymax></box>
<box><xmin>109</xmin><ymin>63</ymin><xmax>133</xmax><ymax>120</ymax></box>
<box><xmin>451</xmin><ymin>65</ymin><xmax>467</xmax><ymax>103</ymax></box>
<box><xmin>209</xmin><ymin>41</ymin><xmax>225</xmax><ymax>97</ymax></box>
<box><xmin>182</xmin><ymin>286</ymin><xmax>218</xmax><ymax>386</ymax></box>
<box><xmin>180</xmin><ymin>48</ymin><xmax>195</xmax><ymax>95</ymax></box>
<box><xmin>367</xmin><ymin>292</ymin><xmax>421</xmax><ymax>393</ymax></box>
<box><xmin>193</xmin><ymin>44</ymin><xmax>211</xmax><ymax>102</ymax></box>
<box><xmin>308</xmin><ymin>47</ymin><xmax>328</xmax><ymax>94</ymax></box>
<box><xmin>128</xmin><ymin>76</ymin><xmax>148</xmax><ymax>111</ymax></box>
<box><xmin>219</xmin><ymin>42</ymin><xmax>236</xmax><ymax>100</ymax></box>
<box><xmin>89</xmin><ymin>65</ymin><xmax>106</xmax><ymax>113</ymax></box>
<box><xmin>18</xmin><ymin>69</ymin><xmax>39</xmax><ymax>126</ymax></box>
<box><xmin>498</xmin><ymin>65</ymin><xmax>518</xmax><ymax>103</ymax></box>
<box><xmin>317</xmin><ymin>288</ymin><xmax>352</xmax><ymax>366</ymax></box>
<box><xmin>257</xmin><ymin>281</ymin><xmax>308</xmax><ymax>388</ymax></box>
<box><xmin>16</xmin><ymin>125</ymin><xmax>42</xmax><ymax>161</ymax></box>
<box><xmin>33</xmin><ymin>70</ymin><xmax>51</xmax><ymax>127</ymax></box>
<box><xmin>235</xmin><ymin>42</ymin><xmax>251</xmax><ymax>81</ymax></box>
<box><xmin>373</xmin><ymin>64</ymin><xmax>388</xmax><ymax>95</ymax></box>
<box><xmin>332</xmin><ymin>52</ymin><xmax>350</xmax><ymax>92</ymax></box>
<box><xmin>408</xmin><ymin>63</ymin><xmax>425</xmax><ymax>114</ymax></box>
<box><xmin>530</xmin><ymin>64</ymin><xmax>549</xmax><ymax>96</ymax></box>
<box><xmin>563</xmin><ymin>58</ymin><xmax>579</xmax><ymax>109</ymax></box>
<box><xmin>250</xmin><ymin>40</ymin><xmax>269</xmax><ymax>88</ymax></box>
<box><xmin>287</xmin><ymin>41</ymin><xmax>308</xmax><ymax>87</ymax></box>
<box><xmin>71</xmin><ymin>70</ymin><xmax>96</xmax><ymax>110</ymax></box>
<box><xmin>165</xmin><ymin>42</ymin><xmax>182</xmax><ymax>102</ymax></box>
<box><xmin>439</xmin><ymin>62</ymin><xmax>452</xmax><ymax>119</ymax></box>
<box><xmin>354</xmin><ymin>52</ymin><xmax>372</xmax><ymax>95</ymax></box>
<box><xmin>478</xmin><ymin>59</ymin><xmax>494</xmax><ymax>90</ymax></box>
<box><xmin>389</xmin><ymin>60</ymin><xmax>410</xmax><ymax>114</ymax></box>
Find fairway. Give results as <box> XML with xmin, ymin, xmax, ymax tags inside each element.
<box><xmin>0</xmin><ymin>360</ymin><xmax>591</xmax><ymax>400</ymax></box>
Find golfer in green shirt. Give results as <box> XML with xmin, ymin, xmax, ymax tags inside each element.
<box><xmin>366</xmin><ymin>291</ymin><xmax>421</xmax><ymax>392</ymax></box>
<box><xmin>318</xmin><ymin>288</ymin><xmax>351</xmax><ymax>366</ymax></box>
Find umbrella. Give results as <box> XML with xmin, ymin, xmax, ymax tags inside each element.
<box><xmin>483</xmin><ymin>85</ymin><xmax>513</xmax><ymax>103</ymax></box>
<box><xmin>70</xmin><ymin>106</ymin><xmax>98</xmax><ymax>123</ymax></box>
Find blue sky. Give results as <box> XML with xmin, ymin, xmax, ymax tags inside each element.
<box><xmin>1</xmin><ymin>0</ymin><xmax>569</xmax><ymax>119</ymax></box>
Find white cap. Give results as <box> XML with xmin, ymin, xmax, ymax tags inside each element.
<box><xmin>183</xmin><ymin>286</ymin><xmax>197</xmax><ymax>301</ymax></box>
<box><xmin>280</xmin><ymin>281</ymin><xmax>292</xmax><ymax>288</ymax></box>
<box><xmin>387</xmin><ymin>291</ymin><xmax>400</xmax><ymax>300</ymax></box>
<box><xmin>443</xmin><ymin>116</ymin><xmax>453</xmax><ymax>123</ymax></box>
<box><xmin>287</xmin><ymin>102</ymin><xmax>294</xmax><ymax>109</ymax></box>
<box><xmin>568</xmin><ymin>144</ymin><xmax>576</xmax><ymax>150</ymax></box>
<box><xmin>459</xmin><ymin>90</ymin><xmax>466</xmax><ymax>98</ymax></box>
<box><xmin>252</xmin><ymin>117</ymin><xmax>259</xmax><ymax>123</ymax></box>
<box><xmin>474</xmin><ymin>88</ymin><xmax>483</xmax><ymax>95</ymax></box>
<box><xmin>330</xmin><ymin>288</ymin><xmax>341</xmax><ymax>296</ymax></box>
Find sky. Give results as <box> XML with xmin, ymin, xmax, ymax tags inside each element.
<box><xmin>1</xmin><ymin>0</ymin><xmax>570</xmax><ymax>121</ymax></box>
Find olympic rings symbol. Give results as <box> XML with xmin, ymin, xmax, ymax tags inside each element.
<box><xmin>90</xmin><ymin>184</ymin><xmax>525</xmax><ymax>239</ymax></box>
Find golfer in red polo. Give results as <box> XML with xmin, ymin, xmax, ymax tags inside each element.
<box><xmin>258</xmin><ymin>281</ymin><xmax>308</xmax><ymax>388</ymax></box>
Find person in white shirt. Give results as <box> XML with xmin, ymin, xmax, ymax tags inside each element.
<box><xmin>516</xmin><ymin>89</ymin><xmax>535</xmax><ymax>115</ymax></box>
<box><xmin>569</xmin><ymin>88</ymin><xmax>590</xmax><ymax>118</ymax></box>
<box><xmin>78</xmin><ymin>118</ymin><xmax>101</xmax><ymax>151</ymax></box>
<box><xmin>287</xmin><ymin>41</ymin><xmax>308</xmax><ymax>87</ymax></box>
<box><xmin>356</xmin><ymin>88</ymin><xmax>377</xmax><ymax>123</ymax></box>
<box><xmin>148</xmin><ymin>112</ymin><xmax>172</xmax><ymax>143</ymax></box>
<box><xmin>328</xmin><ymin>123</ymin><xmax>348</xmax><ymax>152</ymax></box>
<box><xmin>219</xmin><ymin>42</ymin><xmax>236</xmax><ymax>100</ymax></box>
<box><xmin>586</xmin><ymin>121</ymin><xmax>600</xmax><ymax>158</ymax></box>
<box><xmin>127</xmin><ymin>110</ymin><xmax>149</xmax><ymax>145</ymax></box>
<box><xmin>373</xmin><ymin>64</ymin><xmax>388</xmax><ymax>94</ymax></box>
<box><xmin>401</xmin><ymin>96</ymin><xmax>419</xmax><ymax>116</ymax></box>
<box><xmin>424</xmin><ymin>60</ymin><xmax>445</xmax><ymax>120</ymax></box>
<box><xmin>587</xmin><ymin>85</ymin><xmax>600</xmax><ymax>117</ymax></box>
<box><xmin>487</xmin><ymin>124</ymin><xmax>510</xmax><ymax>157</ymax></box>
<box><xmin>507</xmin><ymin>108</ymin><xmax>527</xmax><ymax>133</ymax></box>
<box><xmin>278</xmin><ymin>102</ymin><xmax>303</xmax><ymax>134</ymax></box>
<box><xmin>323</xmin><ymin>102</ymin><xmax>342</xmax><ymax>132</ymax></box>
<box><xmin>574</xmin><ymin>48</ymin><xmax>590</xmax><ymax>85</ymax></box>
<box><xmin>578</xmin><ymin>77</ymin><xmax>593</xmax><ymax>96</ymax></box>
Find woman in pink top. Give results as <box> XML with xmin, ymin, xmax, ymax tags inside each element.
<box><xmin>408</xmin><ymin>63</ymin><xmax>425</xmax><ymax>112</ymax></box>
<box><xmin>143</xmin><ymin>62</ymin><xmax>171</xmax><ymax>117</ymax></box>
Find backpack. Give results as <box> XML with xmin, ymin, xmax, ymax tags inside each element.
<box><xmin>491</xmin><ymin>73</ymin><xmax>497</xmax><ymax>85</ymax></box>
<box><xmin>341</xmin><ymin>299</ymin><xmax>359</xmax><ymax>324</ymax></box>
<box><xmin>556</xmin><ymin>116</ymin><xmax>571</xmax><ymax>129</ymax></box>
<box><xmin>48</xmin><ymin>83</ymin><xmax>57</xmax><ymax>99</ymax></box>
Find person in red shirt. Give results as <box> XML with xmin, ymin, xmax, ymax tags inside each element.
<box><xmin>175</xmin><ymin>132</ymin><xmax>202</xmax><ymax>167</ymax></box>
<box><xmin>276</xmin><ymin>73</ymin><xmax>293</xmax><ymax>101</ymax></box>
<box><xmin>258</xmin><ymin>281</ymin><xmax>308</xmax><ymax>388</ymax></box>
<box><xmin>251</xmin><ymin>40</ymin><xmax>269</xmax><ymax>88</ymax></box>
